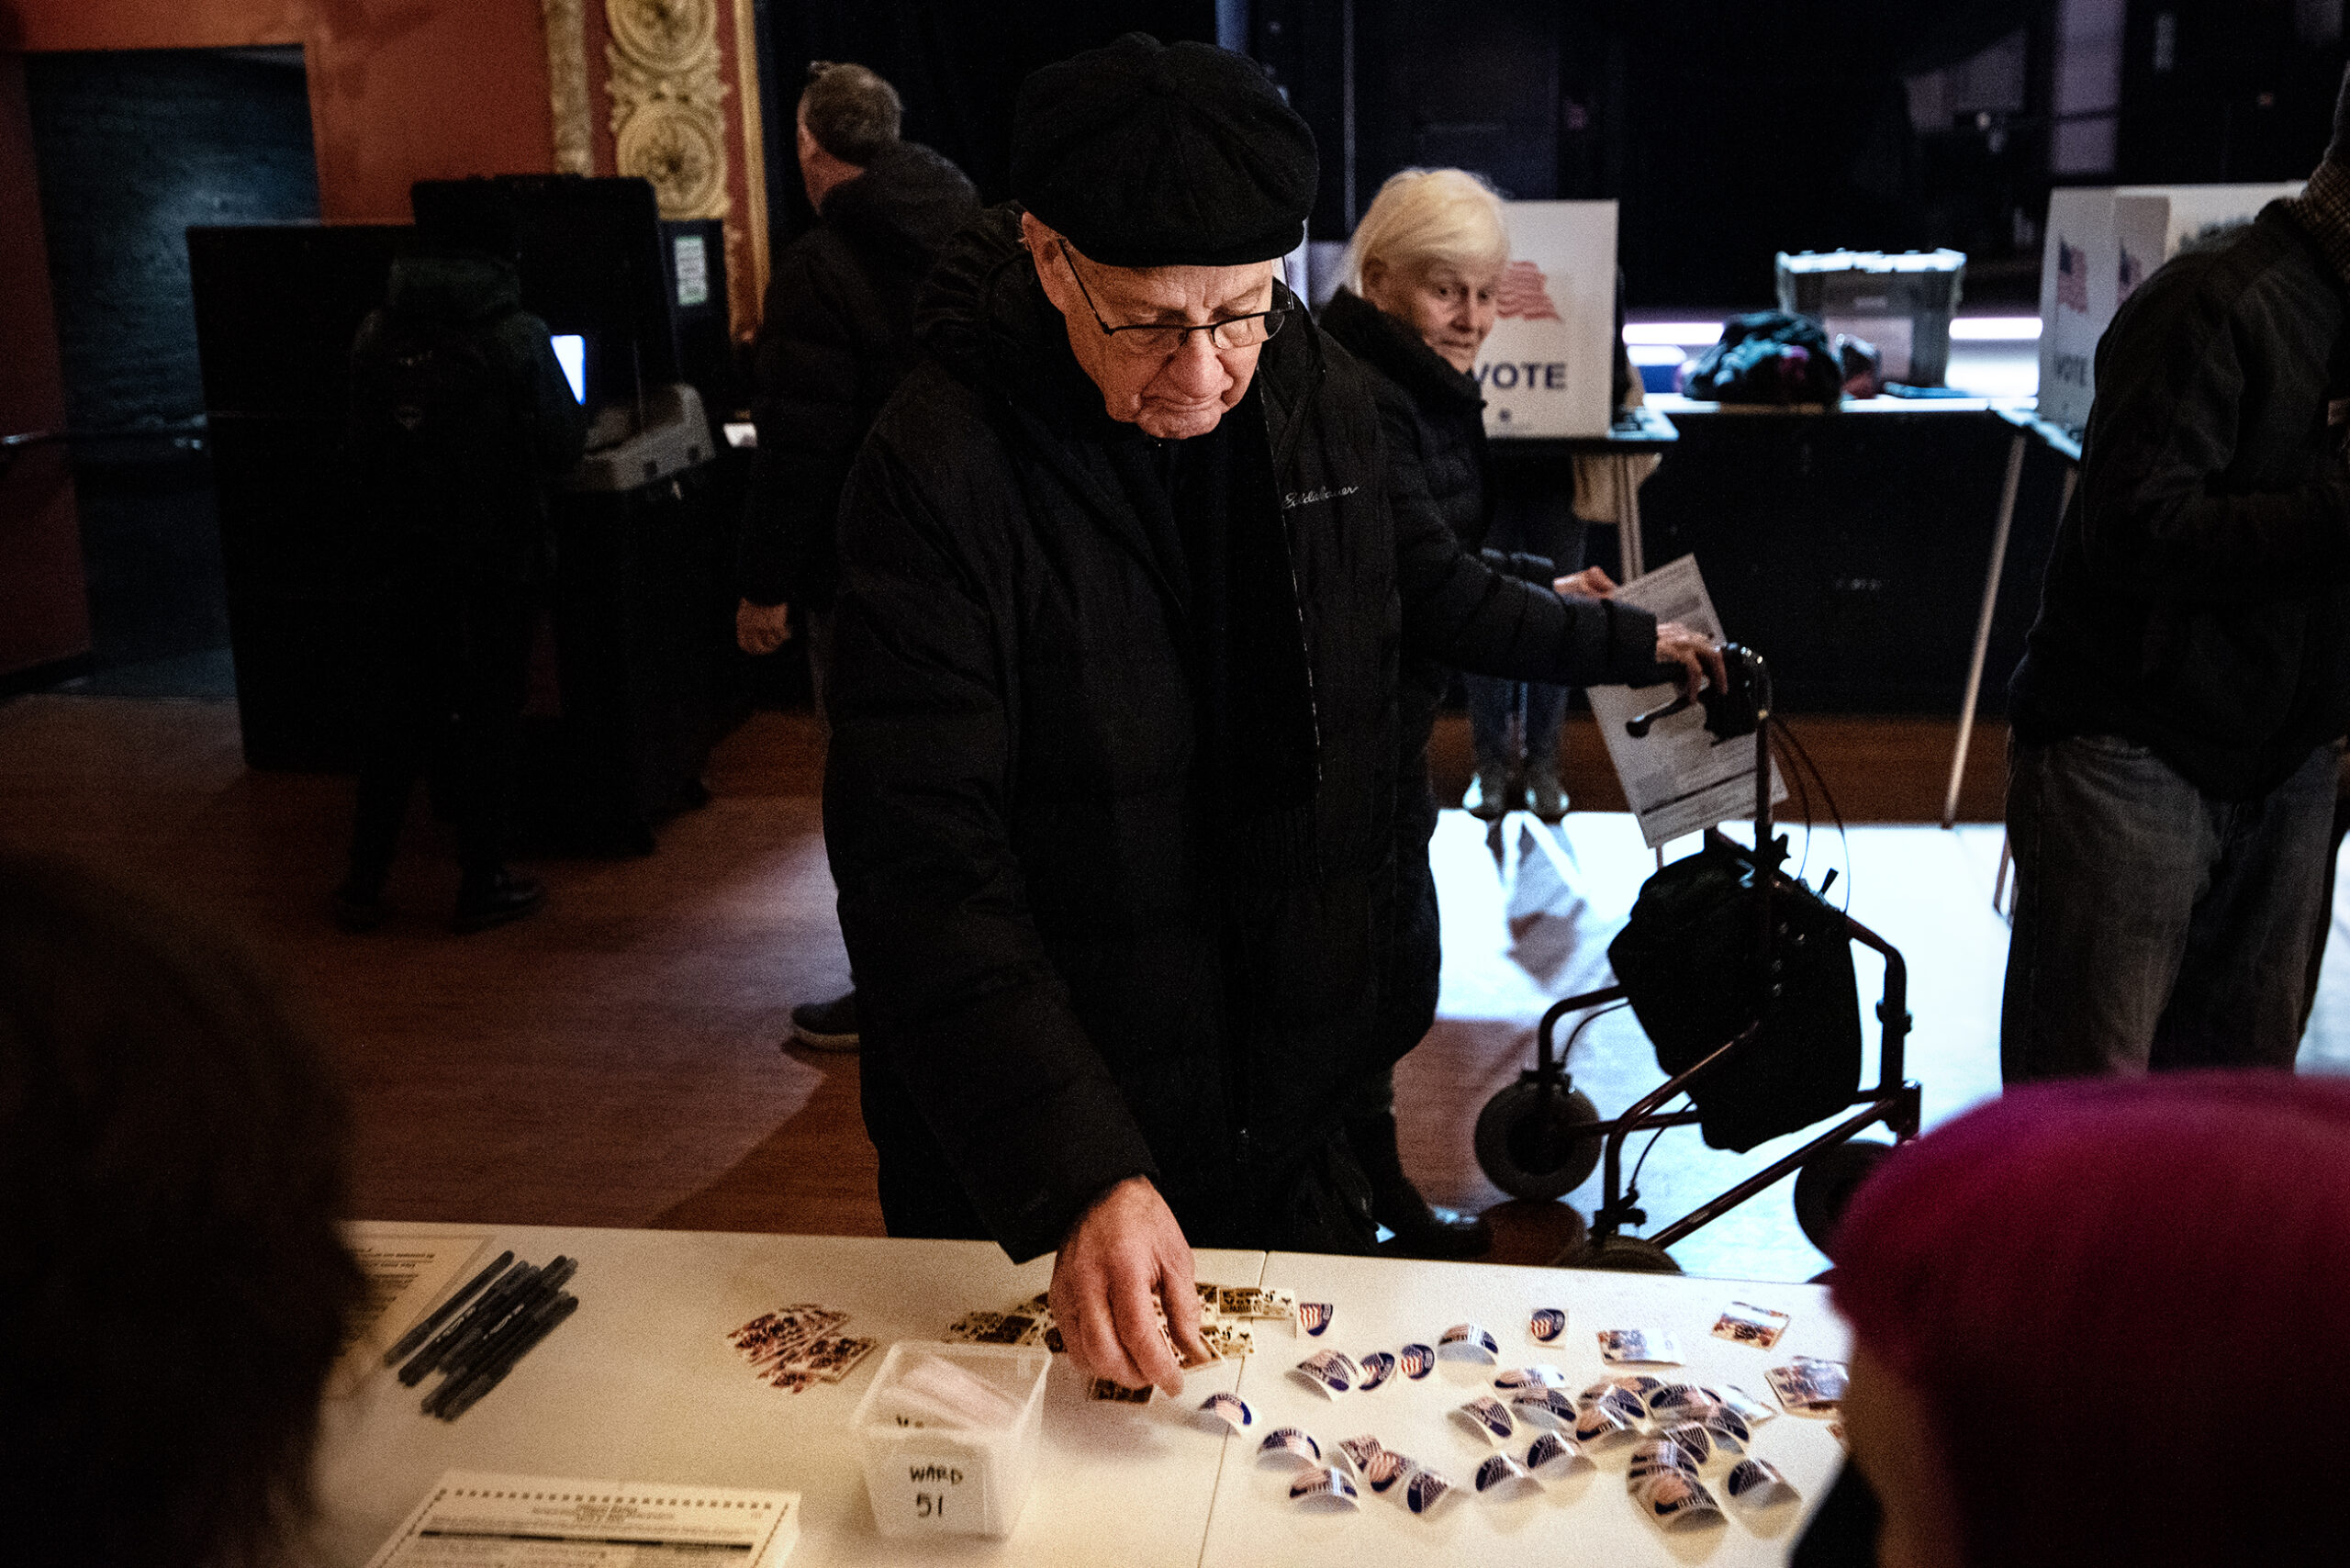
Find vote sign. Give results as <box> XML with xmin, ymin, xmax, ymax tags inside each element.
<box><xmin>1478</xmin><ymin>200</ymin><xmax>1619</xmax><ymax>440</ymax></box>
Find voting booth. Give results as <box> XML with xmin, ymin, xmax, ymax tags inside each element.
<box><xmin>1477</xmin><ymin>201</ymin><xmax>1620</xmax><ymax>440</ymax></box>
<box><xmin>2036</xmin><ymin>182</ymin><xmax>2303</xmax><ymax>430</ymax></box>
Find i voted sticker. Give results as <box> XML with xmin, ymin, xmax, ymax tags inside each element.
<box><xmin>1493</xmin><ymin>1364</ymin><xmax>1569</xmax><ymax>1391</ymax></box>
<box><xmin>1657</xmin><ymin>1421</ymin><xmax>1715</xmax><ymax>1469</ymax></box>
<box><xmin>1258</xmin><ymin>1427</ymin><xmax>1322</xmax><ymax>1468</ymax></box>
<box><xmin>1437</xmin><ymin>1323</ymin><xmax>1501</xmax><ymax>1363</ymax></box>
<box><xmin>1454</xmin><ymin>1394</ymin><xmax>1515</xmax><ymax>1444</ymax></box>
<box><xmin>1398</xmin><ymin>1343</ymin><xmax>1436</xmax><ymax>1379</ymax></box>
<box><xmin>1475</xmin><ymin>1453</ymin><xmax>1540</xmax><ymax>1497</ymax></box>
<box><xmin>1405</xmin><ymin>1468</ymin><xmax>1457</xmax><ymax>1516</ymax></box>
<box><xmin>1649</xmin><ymin>1383</ymin><xmax>1722</xmax><ymax>1423</ymax></box>
<box><xmin>1633</xmin><ymin>1469</ymin><xmax>1723</xmax><ymax>1528</ymax></box>
<box><xmin>1296</xmin><ymin>1302</ymin><xmax>1336</xmax><ymax>1337</ymax></box>
<box><xmin>1294</xmin><ymin>1349</ymin><xmax>1359</xmax><ymax>1396</ymax></box>
<box><xmin>1726</xmin><ymin>1458</ymin><xmax>1798</xmax><ymax>1507</ymax></box>
<box><xmin>1526</xmin><ymin>1431</ymin><xmax>1592</xmax><ymax>1480</ymax></box>
<box><xmin>1363</xmin><ymin>1450</ymin><xmax>1416</xmax><ymax>1494</ymax></box>
<box><xmin>1355</xmin><ymin>1350</ymin><xmax>1397</xmax><ymax>1392</ymax></box>
<box><xmin>1509</xmin><ymin>1388</ymin><xmax>1579</xmax><ymax>1431</ymax></box>
<box><xmin>1528</xmin><ymin>1306</ymin><xmax>1568</xmax><ymax>1343</ymax></box>
<box><xmin>1197</xmin><ymin>1392</ymin><xmax>1253</xmax><ymax>1433</ymax></box>
<box><xmin>1288</xmin><ymin>1464</ymin><xmax>1360</xmax><ymax>1509</ymax></box>
<box><xmin>1572</xmin><ymin>1402</ymin><xmax>1640</xmax><ymax>1447</ymax></box>
<box><xmin>1336</xmin><ymin>1435</ymin><xmax>1383</xmax><ymax>1475</ymax></box>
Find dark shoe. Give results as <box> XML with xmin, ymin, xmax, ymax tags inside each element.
<box><xmin>1528</xmin><ymin>765</ymin><xmax>1568</xmax><ymax>823</ymax></box>
<box><xmin>790</xmin><ymin>990</ymin><xmax>860</xmax><ymax>1052</ymax></box>
<box><xmin>1464</xmin><ymin>767</ymin><xmax>1516</xmax><ymax>821</ymax></box>
<box><xmin>452</xmin><ymin>869</ymin><xmax>544</xmax><ymax>934</ymax></box>
<box><xmin>1349</xmin><ymin>1109</ymin><xmax>1494</xmax><ymax>1260</ymax></box>
<box><xmin>332</xmin><ymin>878</ymin><xmax>387</xmax><ymax>933</ymax></box>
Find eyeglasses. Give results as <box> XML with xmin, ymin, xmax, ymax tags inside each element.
<box><xmin>1057</xmin><ymin>241</ymin><xmax>1289</xmax><ymax>359</ymax></box>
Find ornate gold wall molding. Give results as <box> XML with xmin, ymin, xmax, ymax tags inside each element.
<box><xmin>542</xmin><ymin>0</ymin><xmax>595</xmax><ymax>175</ymax></box>
<box><xmin>604</xmin><ymin>0</ymin><xmax>731</xmax><ymax>221</ymax></box>
<box><xmin>730</xmin><ymin>0</ymin><xmax>770</xmax><ymax>318</ymax></box>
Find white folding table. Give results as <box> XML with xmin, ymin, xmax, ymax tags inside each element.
<box><xmin>317</xmin><ymin>1224</ymin><xmax>1847</xmax><ymax>1566</ymax></box>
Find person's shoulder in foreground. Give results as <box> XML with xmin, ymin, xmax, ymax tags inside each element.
<box><xmin>0</xmin><ymin>852</ymin><xmax>361</xmax><ymax>1568</ymax></box>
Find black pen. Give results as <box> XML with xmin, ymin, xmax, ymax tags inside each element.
<box><xmin>382</xmin><ymin>1250</ymin><xmax>514</xmax><ymax>1367</ymax></box>
<box><xmin>434</xmin><ymin>1291</ymin><xmax>579</xmax><ymax>1422</ymax></box>
<box><xmin>399</xmin><ymin>1260</ymin><xmax>542</xmax><ymax>1386</ymax></box>
<box><xmin>435</xmin><ymin>1256</ymin><xmax>577</xmax><ymax>1397</ymax></box>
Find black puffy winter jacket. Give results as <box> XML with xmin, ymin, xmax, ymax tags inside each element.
<box><xmin>2009</xmin><ymin>201</ymin><xmax>2350</xmax><ymax>800</ymax></box>
<box><xmin>825</xmin><ymin>208</ymin><xmax>1662</xmax><ymax>1260</ymax></box>
<box><xmin>737</xmin><ymin>141</ymin><xmax>978</xmax><ymax>610</ymax></box>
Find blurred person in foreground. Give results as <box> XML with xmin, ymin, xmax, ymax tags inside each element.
<box><xmin>735</xmin><ymin>61</ymin><xmax>979</xmax><ymax>1053</ymax></box>
<box><xmin>0</xmin><ymin>852</ymin><xmax>361</xmax><ymax>1568</ymax></box>
<box><xmin>336</xmin><ymin>236</ymin><xmax>588</xmax><ymax>935</ymax></box>
<box><xmin>1802</xmin><ymin>1072</ymin><xmax>2350</xmax><ymax>1567</ymax></box>
<box><xmin>2001</xmin><ymin>63</ymin><xmax>2350</xmax><ymax>1080</ymax></box>
<box><xmin>824</xmin><ymin>34</ymin><xmax>1717</xmax><ymax>1394</ymax></box>
<box><xmin>1316</xmin><ymin>167</ymin><xmax>1687</xmax><ymax>1258</ymax></box>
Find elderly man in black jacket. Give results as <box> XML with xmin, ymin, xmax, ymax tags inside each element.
<box><xmin>2003</xmin><ymin>70</ymin><xmax>2350</xmax><ymax>1081</ymax></box>
<box><xmin>825</xmin><ymin>36</ymin><xmax>1707</xmax><ymax>1394</ymax></box>
<box><xmin>736</xmin><ymin>62</ymin><xmax>978</xmax><ymax>1051</ymax></box>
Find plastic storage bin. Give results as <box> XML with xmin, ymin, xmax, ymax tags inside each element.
<box><xmin>1775</xmin><ymin>249</ymin><xmax>1966</xmax><ymax>386</ymax></box>
<box><xmin>851</xmin><ymin>1340</ymin><xmax>1052</xmax><ymax>1539</ymax></box>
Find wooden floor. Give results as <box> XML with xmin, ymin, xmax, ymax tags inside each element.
<box><xmin>6</xmin><ymin>693</ymin><xmax>2341</xmax><ymax>1281</ymax></box>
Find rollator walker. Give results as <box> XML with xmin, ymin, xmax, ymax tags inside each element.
<box><xmin>1471</xmin><ymin>644</ymin><xmax>1921</xmax><ymax>1271</ymax></box>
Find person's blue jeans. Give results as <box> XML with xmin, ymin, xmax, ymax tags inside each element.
<box><xmin>2001</xmin><ymin>733</ymin><xmax>2339</xmax><ymax>1081</ymax></box>
<box><xmin>1464</xmin><ymin>501</ymin><xmax>1583</xmax><ymax>776</ymax></box>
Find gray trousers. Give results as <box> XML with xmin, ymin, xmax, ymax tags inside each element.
<box><xmin>2001</xmin><ymin>733</ymin><xmax>2338</xmax><ymax>1081</ymax></box>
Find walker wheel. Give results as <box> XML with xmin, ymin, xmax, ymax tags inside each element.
<box><xmin>1474</xmin><ymin>1079</ymin><xmax>1604</xmax><ymax>1201</ymax></box>
<box><xmin>1794</xmin><ymin>1138</ymin><xmax>1896</xmax><ymax>1255</ymax></box>
<box><xmin>1571</xmin><ymin>1234</ymin><xmax>1684</xmax><ymax>1274</ymax></box>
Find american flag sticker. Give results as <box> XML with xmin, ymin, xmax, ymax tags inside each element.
<box><xmin>2055</xmin><ymin>238</ymin><xmax>2090</xmax><ymax>314</ymax></box>
<box><xmin>1399</xmin><ymin>1342</ymin><xmax>1435</xmax><ymax>1379</ymax></box>
<box><xmin>1295</xmin><ymin>1302</ymin><xmax>1334</xmax><ymax>1336</ymax></box>
<box><xmin>1494</xmin><ymin>259</ymin><xmax>1562</xmax><ymax>321</ymax></box>
<box><xmin>1529</xmin><ymin>1306</ymin><xmax>1567</xmax><ymax>1343</ymax></box>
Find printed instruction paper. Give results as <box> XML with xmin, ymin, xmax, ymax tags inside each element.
<box><xmin>1585</xmin><ymin>554</ymin><xmax>1784</xmax><ymax>848</ymax></box>
<box><xmin>329</xmin><ymin>1230</ymin><xmax>491</xmax><ymax>1395</ymax></box>
<box><xmin>364</xmin><ymin>1472</ymin><xmax>800</xmax><ymax>1568</ymax></box>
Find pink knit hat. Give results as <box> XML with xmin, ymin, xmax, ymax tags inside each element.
<box><xmin>1830</xmin><ymin>1072</ymin><xmax>2350</xmax><ymax>1568</ymax></box>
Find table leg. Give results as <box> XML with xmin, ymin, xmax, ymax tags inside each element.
<box><xmin>1941</xmin><ymin>432</ymin><xmax>2029</xmax><ymax>829</ymax></box>
<box><xmin>1618</xmin><ymin>454</ymin><xmax>1646</xmax><ymax>579</ymax></box>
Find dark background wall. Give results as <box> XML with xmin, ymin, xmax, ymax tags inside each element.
<box><xmin>18</xmin><ymin>45</ymin><xmax>320</xmax><ymax>686</ymax></box>
<box><xmin>26</xmin><ymin>46</ymin><xmax>318</xmax><ymax>433</ymax></box>
<box><xmin>752</xmin><ymin>1</ymin><xmax>2350</xmax><ymax>308</ymax></box>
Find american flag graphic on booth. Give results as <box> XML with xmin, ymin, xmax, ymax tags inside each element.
<box><xmin>2055</xmin><ymin>239</ymin><xmax>2090</xmax><ymax>314</ymax></box>
<box><xmin>1494</xmin><ymin>259</ymin><xmax>1562</xmax><ymax>321</ymax></box>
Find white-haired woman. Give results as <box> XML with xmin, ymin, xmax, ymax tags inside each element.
<box><xmin>1319</xmin><ymin>168</ymin><xmax>1712</xmax><ymax>1260</ymax></box>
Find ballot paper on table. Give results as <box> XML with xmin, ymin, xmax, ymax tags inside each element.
<box><xmin>1585</xmin><ymin>555</ymin><xmax>1785</xmax><ymax>848</ymax></box>
<box><xmin>363</xmin><ymin>1471</ymin><xmax>800</xmax><ymax>1567</ymax></box>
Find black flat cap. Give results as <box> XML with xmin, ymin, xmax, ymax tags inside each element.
<box><xmin>1011</xmin><ymin>33</ymin><xmax>1316</xmax><ymax>268</ymax></box>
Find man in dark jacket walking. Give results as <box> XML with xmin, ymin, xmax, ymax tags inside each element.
<box><xmin>2003</xmin><ymin>69</ymin><xmax>2350</xmax><ymax>1081</ymax></box>
<box><xmin>735</xmin><ymin>61</ymin><xmax>979</xmax><ymax>1050</ymax></box>
<box><xmin>333</xmin><ymin>246</ymin><xmax>587</xmax><ymax>934</ymax></box>
<box><xmin>825</xmin><ymin>36</ymin><xmax>1708</xmax><ymax>1395</ymax></box>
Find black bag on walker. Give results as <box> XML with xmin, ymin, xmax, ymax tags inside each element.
<box><xmin>1606</xmin><ymin>839</ymin><xmax>1861</xmax><ymax>1153</ymax></box>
